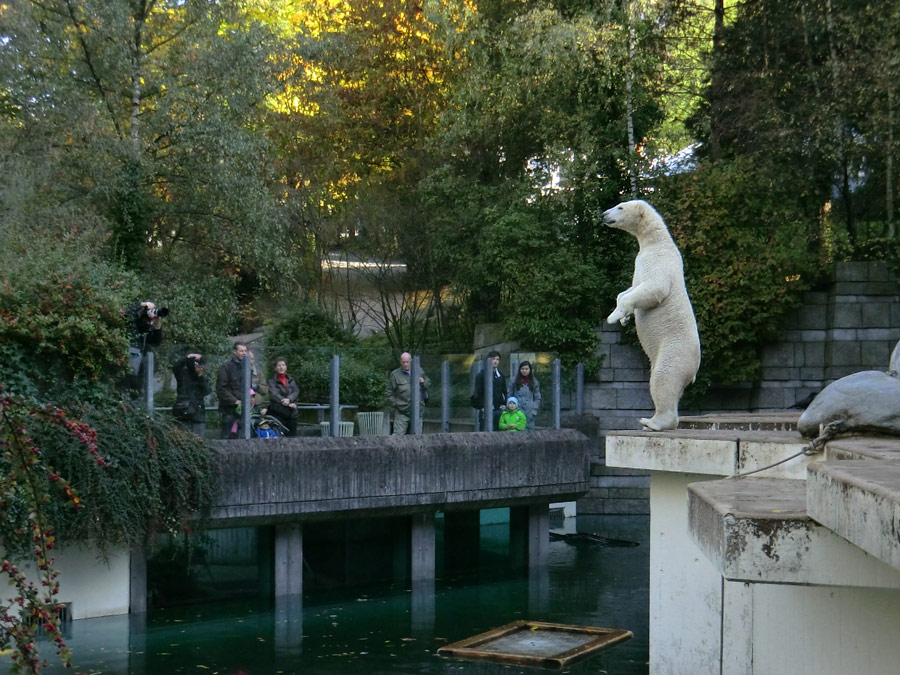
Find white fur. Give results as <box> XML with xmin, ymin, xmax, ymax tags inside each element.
<box><xmin>604</xmin><ymin>199</ymin><xmax>701</xmax><ymax>431</ymax></box>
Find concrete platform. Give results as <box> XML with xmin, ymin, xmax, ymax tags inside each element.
<box><xmin>606</xmin><ymin>427</ymin><xmax>812</xmax><ymax>479</ymax></box>
<box><xmin>808</xmin><ymin>460</ymin><xmax>900</xmax><ymax>573</ymax></box>
<box><xmin>688</xmin><ymin>477</ymin><xmax>900</xmax><ymax>588</ymax></box>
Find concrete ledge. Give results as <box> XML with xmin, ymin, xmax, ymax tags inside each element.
<box><xmin>808</xmin><ymin>461</ymin><xmax>900</xmax><ymax>573</ymax></box>
<box><xmin>209</xmin><ymin>430</ymin><xmax>590</xmax><ymax>526</ymax></box>
<box><xmin>823</xmin><ymin>437</ymin><xmax>900</xmax><ymax>461</ymax></box>
<box><xmin>689</xmin><ymin>477</ymin><xmax>900</xmax><ymax>588</ymax></box>
<box><xmin>607</xmin><ymin>427</ymin><xmax>811</xmax><ymax>478</ymax></box>
<box><xmin>679</xmin><ymin>412</ymin><xmax>800</xmax><ymax>432</ymax></box>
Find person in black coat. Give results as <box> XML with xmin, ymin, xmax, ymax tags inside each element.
<box><xmin>471</xmin><ymin>350</ymin><xmax>506</xmax><ymax>431</ymax></box>
<box><xmin>217</xmin><ymin>342</ymin><xmax>248</xmax><ymax>439</ymax></box>
<box><xmin>172</xmin><ymin>353</ymin><xmax>210</xmax><ymax>437</ymax></box>
<box><xmin>266</xmin><ymin>356</ymin><xmax>300</xmax><ymax>436</ymax></box>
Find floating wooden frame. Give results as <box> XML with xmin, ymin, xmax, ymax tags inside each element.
<box><xmin>437</xmin><ymin>620</ymin><xmax>633</xmax><ymax>669</ymax></box>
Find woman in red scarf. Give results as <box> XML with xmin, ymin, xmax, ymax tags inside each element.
<box><xmin>266</xmin><ymin>357</ymin><xmax>300</xmax><ymax>436</ymax></box>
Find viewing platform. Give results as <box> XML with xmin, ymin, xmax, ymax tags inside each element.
<box><xmin>607</xmin><ymin>413</ymin><xmax>900</xmax><ymax>675</ymax></box>
<box><xmin>126</xmin><ymin>429</ymin><xmax>591</xmax><ymax>613</ymax></box>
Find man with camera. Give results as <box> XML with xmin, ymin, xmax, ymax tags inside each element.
<box><xmin>126</xmin><ymin>300</ymin><xmax>168</xmax><ymax>392</ymax></box>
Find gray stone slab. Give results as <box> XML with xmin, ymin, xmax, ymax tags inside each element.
<box><xmin>834</xmin><ymin>261</ymin><xmax>870</xmax><ymax>282</ymax></box>
<box><xmin>807</xmin><ymin>461</ymin><xmax>900</xmax><ymax>572</ymax></box>
<box><xmin>827</xmin><ymin>341</ymin><xmax>861</xmax><ymax>366</ymax></box>
<box><xmin>831</xmin><ymin>303</ymin><xmax>861</xmax><ymax>328</ymax></box>
<box><xmin>862</xmin><ymin>303</ymin><xmax>893</xmax><ymax>329</ymax></box>
<box><xmin>824</xmin><ymin>437</ymin><xmax>900</xmax><ymax>461</ymax></box>
<box><xmin>689</xmin><ymin>477</ymin><xmax>900</xmax><ymax>587</ymax></box>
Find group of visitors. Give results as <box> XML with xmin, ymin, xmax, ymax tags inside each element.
<box><xmin>172</xmin><ymin>342</ymin><xmax>301</xmax><ymax>439</ymax></box>
<box><xmin>386</xmin><ymin>349</ymin><xmax>541</xmax><ymax>435</ymax></box>
<box><xmin>168</xmin><ymin>336</ymin><xmax>539</xmax><ymax>439</ymax></box>
<box><xmin>470</xmin><ymin>350</ymin><xmax>541</xmax><ymax>432</ymax></box>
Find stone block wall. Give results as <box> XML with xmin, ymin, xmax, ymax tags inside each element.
<box><xmin>579</xmin><ymin>261</ymin><xmax>900</xmax><ymax>517</ymax></box>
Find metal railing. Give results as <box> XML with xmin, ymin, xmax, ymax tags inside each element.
<box><xmin>138</xmin><ymin>347</ymin><xmax>586</xmax><ymax>438</ymax></box>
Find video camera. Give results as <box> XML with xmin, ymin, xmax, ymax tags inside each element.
<box><xmin>140</xmin><ymin>305</ymin><xmax>170</xmax><ymax>320</ymax></box>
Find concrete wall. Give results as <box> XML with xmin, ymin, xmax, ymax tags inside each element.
<box><xmin>210</xmin><ymin>430</ymin><xmax>590</xmax><ymax>526</ymax></box>
<box><xmin>581</xmin><ymin>261</ymin><xmax>900</xmax><ymax>517</ymax></box>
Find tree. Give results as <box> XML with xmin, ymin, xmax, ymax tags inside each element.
<box><xmin>0</xmin><ymin>0</ymin><xmax>303</xmax><ymax>332</ymax></box>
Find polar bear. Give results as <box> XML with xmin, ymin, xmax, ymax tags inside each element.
<box><xmin>603</xmin><ymin>199</ymin><xmax>701</xmax><ymax>431</ymax></box>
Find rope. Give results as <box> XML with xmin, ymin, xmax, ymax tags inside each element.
<box><xmin>730</xmin><ymin>443</ymin><xmax>821</xmax><ymax>479</ymax></box>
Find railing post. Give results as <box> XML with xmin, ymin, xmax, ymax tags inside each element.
<box><xmin>242</xmin><ymin>354</ymin><xmax>252</xmax><ymax>439</ymax></box>
<box><xmin>483</xmin><ymin>363</ymin><xmax>494</xmax><ymax>432</ymax></box>
<box><xmin>441</xmin><ymin>360</ymin><xmax>451</xmax><ymax>433</ymax></box>
<box><xmin>143</xmin><ymin>351</ymin><xmax>155</xmax><ymax>414</ymax></box>
<box><xmin>411</xmin><ymin>355</ymin><xmax>422</xmax><ymax>435</ymax></box>
<box><xmin>575</xmin><ymin>362</ymin><xmax>584</xmax><ymax>415</ymax></box>
<box><xmin>330</xmin><ymin>354</ymin><xmax>340</xmax><ymax>436</ymax></box>
<box><xmin>470</xmin><ymin>362</ymin><xmax>480</xmax><ymax>431</ymax></box>
<box><xmin>552</xmin><ymin>358</ymin><xmax>561</xmax><ymax>430</ymax></box>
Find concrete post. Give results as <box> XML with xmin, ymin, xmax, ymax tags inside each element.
<box><xmin>143</xmin><ymin>351</ymin><xmax>154</xmax><ymax>414</ymax></box>
<box><xmin>441</xmin><ymin>360</ymin><xmax>451</xmax><ymax>433</ymax></box>
<box><xmin>410</xmin><ymin>512</ymin><xmax>436</xmax><ymax>582</ymax></box>
<box><xmin>329</xmin><ymin>355</ymin><xmax>340</xmax><ymax>436</ymax></box>
<box><xmin>129</xmin><ymin>544</ymin><xmax>147</xmax><ymax>614</ymax></box>
<box><xmin>575</xmin><ymin>362</ymin><xmax>584</xmax><ymax>415</ymax></box>
<box><xmin>552</xmin><ymin>358</ymin><xmax>561</xmax><ymax>430</ymax></box>
<box><xmin>470</xmin><ymin>362</ymin><xmax>481</xmax><ymax>431</ymax></box>
<box><xmin>411</xmin><ymin>577</ymin><xmax>435</xmax><ymax>634</ymax></box>
<box><xmin>274</xmin><ymin>523</ymin><xmax>303</xmax><ymax>597</ymax></box>
<box><xmin>241</xmin><ymin>354</ymin><xmax>251</xmax><ymax>439</ymax></box>
<box><xmin>483</xmin><ymin>364</ymin><xmax>494</xmax><ymax>432</ymax></box>
<box><xmin>510</xmin><ymin>503</ymin><xmax>550</xmax><ymax>571</ymax></box>
<box><xmin>411</xmin><ymin>355</ymin><xmax>422</xmax><ymax>435</ymax></box>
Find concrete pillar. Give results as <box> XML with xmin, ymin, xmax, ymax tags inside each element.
<box><xmin>274</xmin><ymin>594</ymin><xmax>304</xmax><ymax>662</ymax></box>
<box><xmin>411</xmin><ymin>577</ymin><xmax>435</xmax><ymax>634</ymax></box>
<box><xmin>411</xmin><ymin>512</ymin><xmax>436</xmax><ymax>581</ymax></box>
<box><xmin>274</xmin><ymin>523</ymin><xmax>303</xmax><ymax>597</ymax></box>
<box><xmin>510</xmin><ymin>503</ymin><xmax>550</xmax><ymax>571</ymax></box>
<box><xmin>444</xmin><ymin>510</ymin><xmax>480</xmax><ymax>574</ymax></box>
<box><xmin>129</xmin><ymin>544</ymin><xmax>147</xmax><ymax>614</ymax></box>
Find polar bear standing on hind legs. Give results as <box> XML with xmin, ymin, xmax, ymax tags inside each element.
<box><xmin>603</xmin><ymin>199</ymin><xmax>701</xmax><ymax>431</ymax></box>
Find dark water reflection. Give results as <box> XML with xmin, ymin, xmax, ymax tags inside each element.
<box><xmin>43</xmin><ymin>516</ymin><xmax>648</xmax><ymax>675</ymax></box>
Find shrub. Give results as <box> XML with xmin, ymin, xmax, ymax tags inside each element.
<box><xmin>652</xmin><ymin>159</ymin><xmax>820</xmax><ymax>392</ymax></box>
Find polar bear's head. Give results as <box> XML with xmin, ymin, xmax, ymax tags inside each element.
<box><xmin>602</xmin><ymin>199</ymin><xmax>660</xmax><ymax>238</ymax></box>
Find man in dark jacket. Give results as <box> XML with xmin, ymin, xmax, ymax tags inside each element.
<box><xmin>471</xmin><ymin>350</ymin><xmax>506</xmax><ymax>431</ymax></box>
<box><xmin>217</xmin><ymin>342</ymin><xmax>248</xmax><ymax>439</ymax></box>
<box><xmin>172</xmin><ymin>353</ymin><xmax>210</xmax><ymax>437</ymax></box>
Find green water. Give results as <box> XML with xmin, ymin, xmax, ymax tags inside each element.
<box><xmin>39</xmin><ymin>516</ymin><xmax>649</xmax><ymax>674</ymax></box>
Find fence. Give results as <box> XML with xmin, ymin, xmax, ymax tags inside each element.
<box><xmin>138</xmin><ymin>346</ymin><xmax>586</xmax><ymax>440</ymax></box>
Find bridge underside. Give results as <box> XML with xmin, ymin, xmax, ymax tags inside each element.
<box><xmin>131</xmin><ymin>430</ymin><xmax>589</xmax><ymax>611</ymax></box>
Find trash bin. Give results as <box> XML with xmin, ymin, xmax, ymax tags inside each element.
<box><xmin>320</xmin><ymin>421</ymin><xmax>355</xmax><ymax>437</ymax></box>
<box><xmin>356</xmin><ymin>411</ymin><xmax>386</xmax><ymax>436</ymax></box>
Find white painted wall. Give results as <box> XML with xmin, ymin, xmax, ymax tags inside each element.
<box><xmin>649</xmin><ymin>472</ymin><xmax>723</xmax><ymax>674</ymax></box>
<box><xmin>2</xmin><ymin>545</ymin><xmax>131</xmax><ymax>620</ymax></box>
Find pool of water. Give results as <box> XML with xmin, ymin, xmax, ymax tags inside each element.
<box><xmin>40</xmin><ymin>516</ymin><xmax>649</xmax><ymax>675</ymax></box>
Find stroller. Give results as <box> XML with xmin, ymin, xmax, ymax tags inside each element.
<box><xmin>251</xmin><ymin>413</ymin><xmax>289</xmax><ymax>439</ymax></box>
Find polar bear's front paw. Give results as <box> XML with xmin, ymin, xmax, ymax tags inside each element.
<box><xmin>607</xmin><ymin>307</ymin><xmax>631</xmax><ymax>326</ymax></box>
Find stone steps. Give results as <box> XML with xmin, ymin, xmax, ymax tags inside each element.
<box><xmin>688</xmin><ymin>476</ymin><xmax>900</xmax><ymax>588</ymax></box>
<box><xmin>808</xmin><ymin>460</ymin><xmax>900</xmax><ymax>573</ymax></box>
